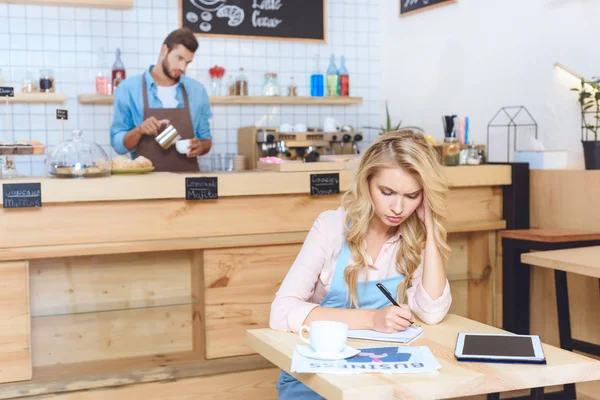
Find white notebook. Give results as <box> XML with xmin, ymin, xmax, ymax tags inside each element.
<box><xmin>348</xmin><ymin>325</ymin><xmax>423</xmax><ymax>344</ymax></box>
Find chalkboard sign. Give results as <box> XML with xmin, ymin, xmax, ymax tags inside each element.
<box><xmin>56</xmin><ymin>109</ymin><xmax>68</xmax><ymax>120</ymax></box>
<box><xmin>310</xmin><ymin>173</ymin><xmax>340</xmax><ymax>196</ymax></box>
<box><xmin>3</xmin><ymin>183</ymin><xmax>42</xmax><ymax>209</ymax></box>
<box><xmin>186</xmin><ymin>177</ymin><xmax>218</xmax><ymax>200</ymax></box>
<box><xmin>0</xmin><ymin>87</ymin><xmax>14</xmax><ymax>97</ymax></box>
<box><xmin>180</xmin><ymin>0</ymin><xmax>325</xmax><ymax>42</ymax></box>
<box><xmin>400</xmin><ymin>0</ymin><xmax>457</xmax><ymax>17</ymax></box>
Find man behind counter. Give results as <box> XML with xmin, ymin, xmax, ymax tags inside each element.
<box><xmin>110</xmin><ymin>28</ymin><xmax>212</xmax><ymax>172</ymax></box>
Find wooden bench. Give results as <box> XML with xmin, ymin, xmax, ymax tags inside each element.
<box><xmin>501</xmin><ymin>229</ymin><xmax>600</xmax><ymax>399</ymax></box>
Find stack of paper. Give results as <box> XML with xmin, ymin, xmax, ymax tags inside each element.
<box><xmin>291</xmin><ymin>346</ymin><xmax>441</xmax><ymax>374</ymax></box>
<box><xmin>347</xmin><ymin>325</ymin><xmax>423</xmax><ymax>344</ymax></box>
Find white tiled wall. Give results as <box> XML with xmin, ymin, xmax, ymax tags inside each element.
<box><xmin>0</xmin><ymin>0</ymin><xmax>381</xmax><ymax>175</ymax></box>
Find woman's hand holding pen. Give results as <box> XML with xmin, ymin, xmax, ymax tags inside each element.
<box><xmin>371</xmin><ymin>305</ymin><xmax>415</xmax><ymax>333</ymax></box>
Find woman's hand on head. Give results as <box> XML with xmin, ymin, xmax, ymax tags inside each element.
<box><xmin>417</xmin><ymin>191</ymin><xmax>434</xmax><ymax>231</ymax></box>
<box><xmin>371</xmin><ymin>305</ymin><xmax>414</xmax><ymax>333</ymax></box>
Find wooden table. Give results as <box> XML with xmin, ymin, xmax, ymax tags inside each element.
<box><xmin>521</xmin><ymin>246</ymin><xmax>600</xmax><ymax>279</ymax></box>
<box><xmin>246</xmin><ymin>315</ymin><xmax>600</xmax><ymax>400</ymax></box>
<box><xmin>521</xmin><ymin>245</ymin><xmax>600</xmax><ymax>361</ymax></box>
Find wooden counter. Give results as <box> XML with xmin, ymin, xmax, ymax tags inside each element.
<box><xmin>0</xmin><ymin>165</ymin><xmax>510</xmax><ymax>204</ymax></box>
<box><xmin>0</xmin><ymin>165</ymin><xmax>512</xmax><ymax>399</ymax></box>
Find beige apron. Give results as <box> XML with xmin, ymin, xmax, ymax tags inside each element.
<box><xmin>136</xmin><ymin>76</ymin><xmax>199</xmax><ymax>172</ymax></box>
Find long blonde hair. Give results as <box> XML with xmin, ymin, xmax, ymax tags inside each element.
<box><xmin>341</xmin><ymin>130</ymin><xmax>451</xmax><ymax>308</ymax></box>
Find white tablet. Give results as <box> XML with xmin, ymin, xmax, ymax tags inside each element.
<box><xmin>455</xmin><ymin>333</ymin><xmax>546</xmax><ymax>364</ymax></box>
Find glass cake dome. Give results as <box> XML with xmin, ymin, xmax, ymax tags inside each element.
<box><xmin>46</xmin><ymin>130</ymin><xmax>111</xmax><ymax>178</ymax></box>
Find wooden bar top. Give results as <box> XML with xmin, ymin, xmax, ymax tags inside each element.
<box><xmin>0</xmin><ymin>165</ymin><xmax>511</xmax><ymax>205</ymax></box>
<box><xmin>247</xmin><ymin>315</ymin><xmax>600</xmax><ymax>400</ymax></box>
<box><xmin>521</xmin><ymin>246</ymin><xmax>600</xmax><ymax>278</ymax></box>
<box><xmin>500</xmin><ymin>229</ymin><xmax>600</xmax><ymax>243</ymax></box>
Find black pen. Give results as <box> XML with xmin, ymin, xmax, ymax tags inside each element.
<box><xmin>376</xmin><ymin>282</ymin><xmax>419</xmax><ymax>328</ymax></box>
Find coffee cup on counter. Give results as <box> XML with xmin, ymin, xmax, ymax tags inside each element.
<box><xmin>279</xmin><ymin>123</ymin><xmax>293</xmax><ymax>133</ymax></box>
<box><xmin>323</xmin><ymin>117</ymin><xmax>341</xmax><ymax>132</ymax></box>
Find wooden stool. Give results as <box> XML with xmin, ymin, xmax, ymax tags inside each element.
<box><xmin>501</xmin><ymin>229</ymin><xmax>600</xmax><ymax>400</ymax></box>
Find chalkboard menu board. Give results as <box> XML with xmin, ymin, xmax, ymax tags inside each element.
<box><xmin>0</xmin><ymin>87</ymin><xmax>14</xmax><ymax>97</ymax></box>
<box><xmin>310</xmin><ymin>173</ymin><xmax>340</xmax><ymax>196</ymax></box>
<box><xmin>180</xmin><ymin>0</ymin><xmax>325</xmax><ymax>42</ymax></box>
<box><xmin>186</xmin><ymin>177</ymin><xmax>218</xmax><ymax>200</ymax></box>
<box><xmin>3</xmin><ymin>183</ymin><xmax>42</xmax><ymax>209</ymax></box>
<box><xmin>400</xmin><ymin>0</ymin><xmax>457</xmax><ymax>17</ymax></box>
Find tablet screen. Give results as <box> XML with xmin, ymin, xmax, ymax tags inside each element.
<box><xmin>463</xmin><ymin>335</ymin><xmax>535</xmax><ymax>357</ymax></box>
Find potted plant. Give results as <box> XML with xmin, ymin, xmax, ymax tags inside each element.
<box><xmin>572</xmin><ymin>77</ymin><xmax>600</xmax><ymax>169</ymax></box>
<box><xmin>364</xmin><ymin>101</ymin><xmax>424</xmax><ymax>135</ymax></box>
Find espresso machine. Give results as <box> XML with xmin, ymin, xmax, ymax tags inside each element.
<box><xmin>237</xmin><ymin>126</ymin><xmax>363</xmax><ymax>169</ymax></box>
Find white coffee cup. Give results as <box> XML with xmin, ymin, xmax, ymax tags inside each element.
<box><xmin>323</xmin><ymin>117</ymin><xmax>341</xmax><ymax>132</ymax></box>
<box><xmin>298</xmin><ymin>321</ymin><xmax>348</xmax><ymax>354</ymax></box>
<box><xmin>293</xmin><ymin>123</ymin><xmax>308</xmax><ymax>132</ymax></box>
<box><xmin>279</xmin><ymin>123</ymin><xmax>293</xmax><ymax>133</ymax></box>
<box><xmin>175</xmin><ymin>139</ymin><xmax>191</xmax><ymax>154</ymax></box>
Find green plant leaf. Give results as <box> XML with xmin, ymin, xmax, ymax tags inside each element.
<box><xmin>570</xmin><ymin>88</ymin><xmax>580</xmax><ymax>91</ymax></box>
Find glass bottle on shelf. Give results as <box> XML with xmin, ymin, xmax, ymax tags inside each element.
<box><xmin>95</xmin><ymin>48</ymin><xmax>109</xmax><ymax>95</ymax></box>
<box><xmin>326</xmin><ymin>54</ymin><xmax>339</xmax><ymax>97</ymax></box>
<box><xmin>310</xmin><ymin>54</ymin><xmax>324</xmax><ymax>97</ymax></box>
<box><xmin>235</xmin><ymin>68</ymin><xmax>248</xmax><ymax>96</ymax></box>
<box><xmin>287</xmin><ymin>76</ymin><xmax>298</xmax><ymax>96</ymax></box>
<box><xmin>111</xmin><ymin>48</ymin><xmax>126</xmax><ymax>93</ymax></box>
<box><xmin>338</xmin><ymin>56</ymin><xmax>349</xmax><ymax>96</ymax></box>
<box><xmin>262</xmin><ymin>72</ymin><xmax>280</xmax><ymax>96</ymax></box>
<box><xmin>0</xmin><ymin>68</ymin><xmax>4</xmax><ymax>86</ymax></box>
<box><xmin>39</xmin><ymin>69</ymin><xmax>55</xmax><ymax>93</ymax></box>
<box><xmin>21</xmin><ymin>70</ymin><xmax>37</xmax><ymax>93</ymax></box>
<box><xmin>226</xmin><ymin>75</ymin><xmax>236</xmax><ymax>96</ymax></box>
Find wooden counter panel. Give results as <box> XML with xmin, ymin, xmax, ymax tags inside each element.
<box><xmin>32</xmin><ymin>304</ymin><xmax>193</xmax><ymax>367</ymax></box>
<box><xmin>30</xmin><ymin>252</ymin><xmax>193</xmax><ymax>317</ymax></box>
<box><xmin>0</xmin><ymin>195</ymin><xmax>341</xmax><ymax>249</ymax></box>
<box><xmin>445</xmin><ymin>187</ymin><xmax>502</xmax><ymax>224</ymax></box>
<box><xmin>0</xmin><ymin>261</ymin><xmax>31</xmax><ymax>384</ymax></box>
<box><xmin>204</xmin><ymin>244</ymin><xmax>301</xmax><ymax>359</ymax></box>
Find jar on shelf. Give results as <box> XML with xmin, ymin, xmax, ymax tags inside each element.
<box><xmin>262</xmin><ymin>72</ymin><xmax>280</xmax><ymax>96</ymax></box>
<box><xmin>21</xmin><ymin>70</ymin><xmax>37</xmax><ymax>93</ymax></box>
<box><xmin>39</xmin><ymin>69</ymin><xmax>55</xmax><ymax>93</ymax></box>
<box><xmin>466</xmin><ymin>143</ymin><xmax>480</xmax><ymax>165</ymax></box>
<box><xmin>235</xmin><ymin>68</ymin><xmax>248</xmax><ymax>96</ymax></box>
<box><xmin>226</xmin><ymin>75</ymin><xmax>236</xmax><ymax>96</ymax></box>
<box><xmin>442</xmin><ymin>137</ymin><xmax>460</xmax><ymax>166</ymax></box>
<box><xmin>287</xmin><ymin>76</ymin><xmax>298</xmax><ymax>96</ymax></box>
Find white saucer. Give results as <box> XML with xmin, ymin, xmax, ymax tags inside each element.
<box><xmin>296</xmin><ymin>345</ymin><xmax>360</xmax><ymax>360</ymax></box>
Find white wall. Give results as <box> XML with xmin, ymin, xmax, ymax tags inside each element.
<box><xmin>0</xmin><ymin>0</ymin><xmax>380</xmax><ymax>175</ymax></box>
<box><xmin>380</xmin><ymin>0</ymin><xmax>598</xmax><ymax>167</ymax></box>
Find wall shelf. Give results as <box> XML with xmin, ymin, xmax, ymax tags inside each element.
<box><xmin>78</xmin><ymin>94</ymin><xmax>363</xmax><ymax>106</ymax></box>
<box><xmin>4</xmin><ymin>93</ymin><xmax>67</xmax><ymax>104</ymax></box>
<box><xmin>210</xmin><ymin>96</ymin><xmax>363</xmax><ymax>105</ymax></box>
<box><xmin>0</xmin><ymin>0</ymin><xmax>133</xmax><ymax>9</ymax></box>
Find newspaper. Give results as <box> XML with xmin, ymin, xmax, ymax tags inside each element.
<box><xmin>290</xmin><ymin>345</ymin><xmax>441</xmax><ymax>375</ymax></box>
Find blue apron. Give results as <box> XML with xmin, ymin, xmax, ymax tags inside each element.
<box><xmin>276</xmin><ymin>241</ymin><xmax>405</xmax><ymax>399</ymax></box>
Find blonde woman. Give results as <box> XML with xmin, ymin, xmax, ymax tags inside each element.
<box><xmin>270</xmin><ymin>130</ymin><xmax>453</xmax><ymax>399</ymax></box>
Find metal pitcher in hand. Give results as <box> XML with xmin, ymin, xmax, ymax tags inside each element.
<box><xmin>155</xmin><ymin>124</ymin><xmax>181</xmax><ymax>150</ymax></box>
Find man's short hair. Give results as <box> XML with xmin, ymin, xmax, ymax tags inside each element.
<box><xmin>163</xmin><ymin>28</ymin><xmax>199</xmax><ymax>53</ymax></box>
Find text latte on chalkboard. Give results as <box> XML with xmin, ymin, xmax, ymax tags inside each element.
<box><xmin>181</xmin><ymin>0</ymin><xmax>325</xmax><ymax>42</ymax></box>
<box><xmin>400</xmin><ymin>0</ymin><xmax>457</xmax><ymax>16</ymax></box>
